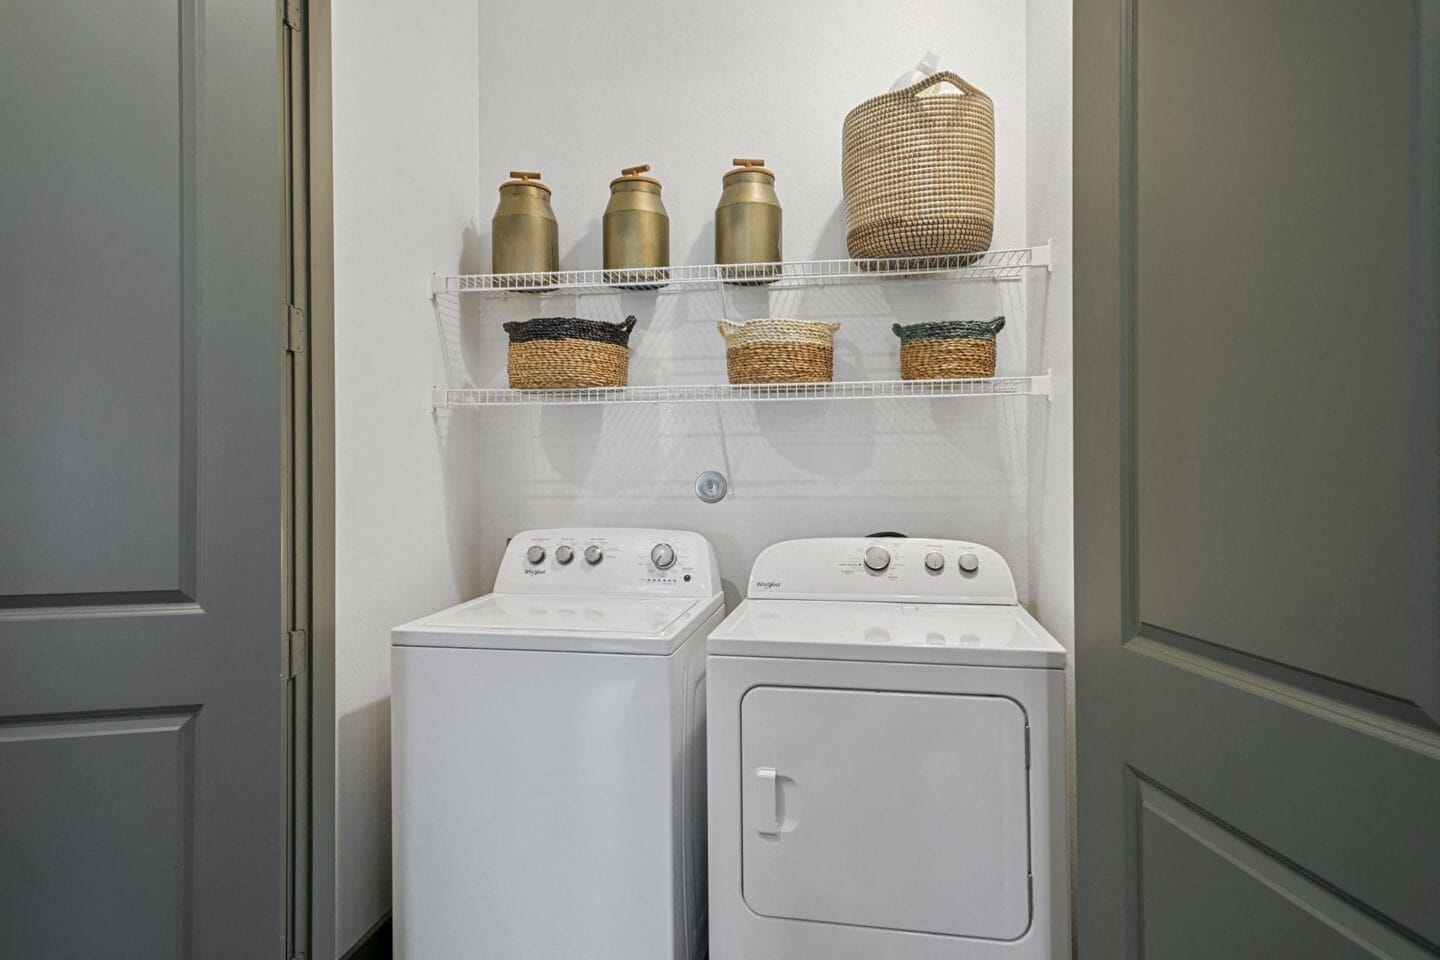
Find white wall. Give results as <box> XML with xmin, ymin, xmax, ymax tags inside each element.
<box><xmin>1024</xmin><ymin>0</ymin><xmax>1076</xmax><ymax>935</ymax></box>
<box><xmin>457</xmin><ymin>0</ymin><xmax>1034</xmax><ymax>601</ymax></box>
<box><xmin>329</xmin><ymin>1</ymin><xmax>1072</xmax><ymax>953</ymax></box>
<box><xmin>331</xmin><ymin>0</ymin><xmax>481</xmax><ymax>954</ymax></box>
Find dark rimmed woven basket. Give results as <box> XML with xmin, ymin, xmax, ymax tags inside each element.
<box><xmin>842</xmin><ymin>71</ymin><xmax>996</xmax><ymax>260</ymax></box>
<box><xmin>502</xmin><ymin>315</ymin><xmax>637</xmax><ymax>389</ymax></box>
<box><xmin>717</xmin><ymin>318</ymin><xmax>840</xmax><ymax>384</ymax></box>
<box><xmin>892</xmin><ymin>316</ymin><xmax>1005</xmax><ymax>380</ymax></box>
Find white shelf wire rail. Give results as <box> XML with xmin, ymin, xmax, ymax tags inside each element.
<box><xmin>432</xmin><ymin>374</ymin><xmax>1051</xmax><ymax>408</ymax></box>
<box><xmin>431</xmin><ymin>245</ymin><xmax>1050</xmax><ymax>296</ymax></box>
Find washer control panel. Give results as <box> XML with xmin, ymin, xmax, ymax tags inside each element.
<box><xmin>498</xmin><ymin>528</ymin><xmax>720</xmax><ymax>598</ymax></box>
<box><xmin>747</xmin><ymin>538</ymin><xmax>1017</xmax><ymax>605</ymax></box>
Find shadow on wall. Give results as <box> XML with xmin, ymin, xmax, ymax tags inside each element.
<box><xmin>337</xmin><ymin>695</ymin><xmax>393</xmax><ymax>952</ymax></box>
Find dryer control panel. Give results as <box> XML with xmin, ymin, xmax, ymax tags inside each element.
<box><xmin>746</xmin><ymin>538</ymin><xmax>1017</xmax><ymax>605</ymax></box>
<box><xmin>496</xmin><ymin>528</ymin><xmax>721</xmax><ymax>599</ymax></box>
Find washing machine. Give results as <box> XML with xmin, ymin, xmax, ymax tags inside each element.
<box><xmin>391</xmin><ymin>528</ymin><xmax>723</xmax><ymax>960</ymax></box>
<box><xmin>707</xmin><ymin>537</ymin><xmax>1069</xmax><ymax>960</ymax></box>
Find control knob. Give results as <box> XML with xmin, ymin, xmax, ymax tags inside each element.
<box><xmin>924</xmin><ymin>551</ymin><xmax>945</xmax><ymax>573</ymax></box>
<box><xmin>863</xmin><ymin>546</ymin><xmax>891</xmax><ymax>572</ymax></box>
<box><xmin>584</xmin><ymin>545</ymin><xmax>604</xmax><ymax>565</ymax></box>
<box><xmin>555</xmin><ymin>545</ymin><xmax>574</xmax><ymax>565</ymax></box>
<box><xmin>650</xmin><ymin>543</ymin><xmax>676</xmax><ymax>569</ymax></box>
<box><xmin>958</xmin><ymin>552</ymin><xmax>980</xmax><ymax>573</ymax></box>
<box><xmin>525</xmin><ymin>545</ymin><xmax>546</xmax><ymax>565</ymax></box>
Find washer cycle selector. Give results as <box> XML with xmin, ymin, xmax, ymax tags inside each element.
<box><xmin>584</xmin><ymin>545</ymin><xmax>604</xmax><ymax>565</ymax></box>
<box><xmin>958</xmin><ymin>552</ymin><xmax>980</xmax><ymax>573</ymax></box>
<box><xmin>863</xmin><ymin>546</ymin><xmax>891</xmax><ymax>572</ymax></box>
<box><xmin>651</xmin><ymin>543</ymin><xmax>676</xmax><ymax>569</ymax></box>
<box><xmin>526</xmin><ymin>545</ymin><xmax>546</xmax><ymax>565</ymax></box>
<box><xmin>924</xmin><ymin>551</ymin><xmax>945</xmax><ymax>573</ymax></box>
<box><xmin>555</xmin><ymin>545</ymin><xmax>574</xmax><ymax>565</ymax></box>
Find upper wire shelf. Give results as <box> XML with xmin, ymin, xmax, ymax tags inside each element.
<box><xmin>431</xmin><ymin>245</ymin><xmax>1050</xmax><ymax>297</ymax></box>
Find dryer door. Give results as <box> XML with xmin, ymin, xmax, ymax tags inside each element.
<box><xmin>740</xmin><ymin>687</ymin><xmax>1031</xmax><ymax>940</ymax></box>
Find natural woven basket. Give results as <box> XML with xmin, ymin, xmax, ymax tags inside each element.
<box><xmin>717</xmin><ymin>318</ymin><xmax>840</xmax><ymax>384</ymax></box>
<box><xmin>842</xmin><ymin>71</ymin><xmax>996</xmax><ymax>259</ymax></box>
<box><xmin>503</xmin><ymin>315</ymin><xmax>636</xmax><ymax>389</ymax></box>
<box><xmin>893</xmin><ymin>316</ymin><xmax>1005</xmax><ymax>380</ymax></box>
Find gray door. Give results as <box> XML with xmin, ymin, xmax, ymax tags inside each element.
<box><xmin>1075</xmin><ymin>0</ymin><xmax>1440</xmax><ymax>956</ymax></box>
<box><xmin>0</xmin><ymin>0</ymin><xmax>287</xmax><ymax>957</ymax></box>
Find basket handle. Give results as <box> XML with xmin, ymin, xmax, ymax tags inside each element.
<box><xmin>906</xmin><ymin>70</ymin><xmax>982</xmax><ymax>98</ymax></box>
<box><xmin>716</xmin><ymin>319</ymin><xmax>742</xmax><ymax>342</ymax></box>
<box><xmin>983</xmin><ymin>314</ymin><xmax>1006</xmax><ymax>334</ymax></box>
<box><xmin>502</xmin><ymin>320</ymin><xmax>524</xmax><ymax>334</ymax></box>
<box><xmin>619</xmin><ymin>315</ymin><xmax>638</xmax><ymax>335</ymax></box>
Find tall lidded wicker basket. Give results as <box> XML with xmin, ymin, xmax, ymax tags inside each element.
<box><xmin>841</xmin><ymin>71</ymin><xmax>996</xmax><ymax>259</ymax></box>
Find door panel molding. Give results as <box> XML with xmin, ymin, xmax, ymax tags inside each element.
<box><xmin>1129</xmin><ymin>631</ymin><xmax>1440</xmax><ymax>758</ymax></box>
<box><xmin>1133</xmin><ymin>624</ymin><xmax>1440</xmax><ymax>734</ymax></box>
<box><xmin>1124</xmin><ymin>646</ymin><xmax>1440</xmax><ymax>945</ymax></box>
<box><xmin>1134</xmin><ymin>778</ymin><xmax>1436</xmax><ymax>958</ymax></box>
<box><xmin>0</xmin><ymin>0</ymin><xmax>202</xmax><ymax>603</ymax></box>
<box><xmin>0</xmin><ymin>707</ymin><xmax>199</xmax><ymax>958</ymax></box>
<box><xmin>1118</xmin><ymin>0</ymin><xmax>1440</xmax><ymax>718</ymax></box>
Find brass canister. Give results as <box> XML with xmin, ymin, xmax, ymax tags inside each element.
<box><xmin>715</xmin><ymin>158</ymin><xmax>782</xmax><ymax>283</ymax></box>
<box><xmin>492</xmin><ymin>171</ymin><xmax>559</xmax><ymax>284</ymax></box>
<box><xmin>603</xmin><ymin>164</ymin><xmax>669</xmax><ymax>289</ymax></box>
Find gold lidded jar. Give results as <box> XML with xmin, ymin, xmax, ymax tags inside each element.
<box><xmin>492</xmin><ymin>171</ymin><xmax>559</xmax><ymax>288</ymax></box>
<box><xmin>715</xmin><ymin>158</ymin><xmax>782</xmax><ymax>284</ymax></box>
<box><xmin>603</xmin><ymin>164</ymin><xmax>670</xmax><ymax>289</ymax></box>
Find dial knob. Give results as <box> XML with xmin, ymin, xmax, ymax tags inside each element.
<box><xmin>958</xmin><ymin>551</ymin><xmax>980</xmax><ymax>573</ymax></box>
<box><xmin>863</xmin><ymin>546</ymin><xmax>891</xmax><ymax>572</ymax></box>
<box><xmin>525</xmin><ymin>545</ymin><xmax>546</xmax><ymax>565</ymax></box>
<box><xmin>924</xmin><ymin>551</ymin><xmax>945</xmax><ymax>573</ymax></box>
<box><xmin>584</xmin><ymin>545</ymin><xmax>604</xmax><ymax>565</ymax></box>
<box><xmin>650</xmin><ymin>543</ymin><xmax>676</xmax><ymax>569</ymax></box>
<box><xmin>555</xmin><ymin>545</ymin><xmax>574</xmax><ymax>565</ymax></box>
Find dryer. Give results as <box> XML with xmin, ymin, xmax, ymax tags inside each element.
<box><xmin>392</xmin><ymin>528</ymin><xmax>723</xmax><ymax>960</ymax></box>
<box><xmin>707</xmin><ymin>537</ymin><xmax>1069</xmax><ymax>960</ymax></box>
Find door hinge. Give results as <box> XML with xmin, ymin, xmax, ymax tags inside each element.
<box><xmin>283</xmin><ymin>0</ymin><xmax>303</xmax><ymax>31</ymax></box>
<box><xmin>284</xmin><ymin>303</ymin><xmax>306</xmax><ymax>353</ymax></box>
<box><xmin>282</xmin><ymin>629</ymin><xmax>308</xmax><ymax>680</ymax></box>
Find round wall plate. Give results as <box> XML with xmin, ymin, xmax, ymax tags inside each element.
<box><xmin>695</xmin><ymin>469</ymin><xmax>728</xmax><ymax>503</ymax></box>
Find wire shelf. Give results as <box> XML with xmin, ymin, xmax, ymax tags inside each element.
<box><xmin>432</xmin><ymin>375</ymin><xmax>1051</xmax><ymax>408</ymax></box>
<box><xmin>431</xmin><ymin>245</ymin><xmax>1050</xmax><ymax>296</ymax></box>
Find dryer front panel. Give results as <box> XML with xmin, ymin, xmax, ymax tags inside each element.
<box><xmin>739</xmin><ymin>687</ymin><xmax>1031</xmax><ymax>940</ymax></box>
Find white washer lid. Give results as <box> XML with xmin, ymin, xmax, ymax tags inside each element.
<box><xmin>706</xmin><ymin>598</ymin><xmax>1066</xmax><ymax>668</ymax></box>
<box><xmin>392</xmin><ymin>592</ymin><xmax>722</xmax><ymax>655</ymax></box>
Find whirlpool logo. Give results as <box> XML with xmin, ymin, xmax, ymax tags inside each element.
<box><xmin>755</xmin><ymin>580</ymin><xmax>782</xmax><ymax>590</ymax></box>
<box><xmin>523</xmin><ymin>568</ymin><xmax>546</xmax><ymax>576</ymax></box>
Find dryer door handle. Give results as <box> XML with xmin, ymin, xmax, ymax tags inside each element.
<box><xmin>754</xmin><ymin>767</ymin><xmax>781</xmax><ymax>837</ymax></box>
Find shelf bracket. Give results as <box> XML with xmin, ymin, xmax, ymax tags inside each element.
<box><xmin>1030</xmin><ymin>242</ymin><xmax>1053</xmax><ymax>272</ymax></box>
<box><xmin>1036</xmin><ymin>369</ymin><xmax>1054</xmax><ymax>402</ymax></box>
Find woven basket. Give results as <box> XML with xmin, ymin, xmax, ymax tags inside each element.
<box><xmin>893</xmin><ymin>316</ymin><xmax>1004</xmax><ymax>380</ymax></box>
<box><xmin>842</xmin><ymin>71</ymin><xmax>996</xmax><ymax>259</ymax></box>
<box><xmin>717</xmin><ymin>318</ymin><xmax>840</xmax><ymax>384</ymax></box>
<box><xmin>503</xmin><ymin>315</ymin><xmax>636</xmax><ymax>389</ymax></box>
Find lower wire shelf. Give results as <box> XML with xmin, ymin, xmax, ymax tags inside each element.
<box><xmin>432</xmin><ymin>374</ymin><xmax>1051</xmax><ymax>408</ymax></box>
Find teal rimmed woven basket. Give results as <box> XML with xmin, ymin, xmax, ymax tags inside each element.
<box><xmin>892</xmin><ymin>316</ymin><xmax>1004</xmax><ymax>379</ymax></box>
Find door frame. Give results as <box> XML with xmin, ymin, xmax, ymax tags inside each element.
<box><xmin>279</xmin><ymin>0</ymin><xmax>336</xmax><ymax>957</ymax></box>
